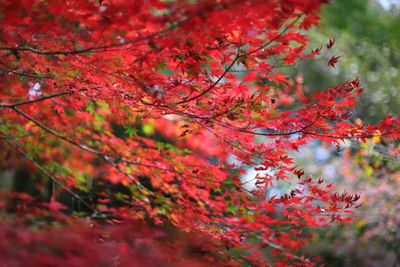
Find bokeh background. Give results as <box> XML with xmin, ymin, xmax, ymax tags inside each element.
<box><xmin>296</xmin><ymin>0</ymin><xmax>400</xmax><ymax>266</ymax></box>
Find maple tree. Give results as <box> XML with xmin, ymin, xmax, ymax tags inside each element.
<box><xmin>0</xmin><ymin>0</ymin><xmax>399</xmax><ymax>266</ymax></box>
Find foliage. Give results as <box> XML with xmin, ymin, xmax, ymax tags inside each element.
<box><xmin>297</xmin><ymin>0</ymin><xmax>400</xmax><ymax>123</ymax></box>
<box><xmin>0</xmin><ymin>1</ymin><xmax>399</xmax><ymax>266</ymax></box>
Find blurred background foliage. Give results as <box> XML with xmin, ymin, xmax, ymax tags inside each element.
<box><xmin>299</xmin><ymin>0</ymin><xmax>400</xmax><ymax>123</ymax></box>
<box><xmin>297</xmin><ymin>0</ymin><xmax>400</xmax><ymax>266</ymax></box>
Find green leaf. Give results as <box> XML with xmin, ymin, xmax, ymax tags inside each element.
<box><xmin>142</xmin><ymin>123</ymin><xmax>155</xmax><ymax>135</ymax></box>
<box><xmin>157</xmin><ymin>61</ymin><xmax>174</xmax><ymax>76</ymax></box>
<box><xmin>125</xmin><ymin>126</ymin><xmax>138</xmax><ymax>138</ymax></box>
<box><xmin>86</xmin><ymin>101</ymin><xmax>95</xmax><ymax>114</ymax></box>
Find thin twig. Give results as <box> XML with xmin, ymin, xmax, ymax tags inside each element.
<box><xmin>175</xmin><ymin>15</ymin><xmax>302</xmax><ymax>105</ymax></box>
<box><xmin>176</xmin><ymin>49</ymin><xmax>240</xmax><ymax>104</ymax></box>
<box><xmin>0</xmin><ymin>67</ymin><xmax>52</xmax><ymax>79</ymax></box>
<box><xmin>10</xmin><ymin>107</ymin><xmax>148</xmax><ymax>191</ymax></box>
<box><xmin>0</xmin><ymin>92</ymin><xmax>70</xmax><ymax>108</ymax></box>
<box><xmin>0</xmin><ymin>2</ymin><xmax>226</xmax><ymax>56</ymax></box>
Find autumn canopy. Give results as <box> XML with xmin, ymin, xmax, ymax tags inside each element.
<box><xmin>0</xmin><ymin>0</ymin><xmax>399</xmax><ymax>266</ymax></box>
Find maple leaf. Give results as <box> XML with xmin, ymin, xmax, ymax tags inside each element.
<box><xmin>311</xmin><ymin>45</ymin><xmax>322</xmax><ymax>55</ymax></box>
<box><xmin>326</xmin><ymin>36</ymin><xmax>336</xmax><ymax>49</ymax></box>
<box><xmin>44</xmin><ymin>196</ymin><xmax>67</xmax><ymax>212</ymax></box>
<box><xmin>328</xmin><ymin>55</ymin><xmax>341</xmax><ymax>68</ymax></box>
<box><xmin>294</xmin><ymin>168</ymin><xmax>305</xmax><ymax>179</ymax></box>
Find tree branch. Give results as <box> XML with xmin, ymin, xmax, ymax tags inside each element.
<box><xmin>2</xmin><ymin>136</ymin><xmax>96</xmax><ymax>213</ymax></box>
<box><xmin>0</xmin><ymin>92</ymin><xmax>70</xmax><ymax>108</ymax></box>
<box><xmin>175</xmin><ymin>15</ymin><xmax>302</xmax><ymax>105</ymax></box>
<box><xmin>0</xmin><ymin>66</ymin><xmax>52</xmax><ymax>79</ymax></box>
<box><xmin>10</xmin><ymin>107</ymin><xmax>151</xmax><ymax>191</ymax></box>
<box><xmin>0</xmin><ymin>4</ymin><xmax>219</xmax><ymax>56</ymax></box>
<box><xmin>175</xmin><ymin>49</ymin><xmax>240</xmax><ymax>105</ymax></box>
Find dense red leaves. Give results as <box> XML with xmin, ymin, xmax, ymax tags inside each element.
<box><xmin>0</xmin><ymin>214</ymin><xmax>227</xmax><ymax>267</ymax></box>
<box><xmin>0</xmin><ymin>0</ymin><xmax>399</xmax><ymax>266</ymax></box>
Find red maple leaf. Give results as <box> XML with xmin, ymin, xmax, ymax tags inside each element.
<box><xmin>327</xmin><ymin>36</ymin><xmax>336</xmax><ymax>49</ymax></box>
<box><xmin>328</xmin><ymin>55</ymin><xmax>341</xmax><ymax>67</ymax></box>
